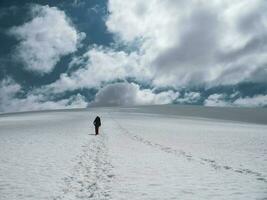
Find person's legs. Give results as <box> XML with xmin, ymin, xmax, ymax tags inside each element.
<box><xmin>95</xmin><ymin>126</ymin><xmax>99</xmax><ymax>135</ymax></box>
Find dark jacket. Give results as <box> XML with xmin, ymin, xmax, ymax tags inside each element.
<box><xmin>93</xmin><ymin>116</ymin><xmax>101</xmax><ymax>127</ymax></box>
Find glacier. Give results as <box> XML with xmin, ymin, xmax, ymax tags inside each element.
<box><xmin>0</xmin><ymin>105</ymin><xmax>266</xmax><ymax>199</ymax></box>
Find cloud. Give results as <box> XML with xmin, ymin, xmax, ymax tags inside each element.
<box><xmin>204</xmin><ymin>92</ymin><xmax>267</xmax><ymax>107</ymax></box>
<box><xmin>106</xmin><ymin>0</ymin><xmax>267</xmax><ymax>87</ymax></box>
<box><xmin>2</xmin><ymin>1</ymin><xmax>267</xmax><ymax>111</ymax></box>
<box><xmin>38</xmin><ymin>0</ymin><xmax>267</xmax><ymax>98</ymax></box>
<box><xmin>90</xmin><ymin>82</ymin><xmax>179</xmax><ymax>106</ymax></box>
<box><xmin>204</xmin><ymin>93</ymin><xmax>230</xmax><ymax>107</ymax></box>
<box><xmin>233</xmin><ymin>95</ymin><xmax>267</xmax><ymax>107</ymax></box>
<box><xmin>6</xmin><ymin>93</ymin><xmax>88</xmax><ymax>113</ymax></box>
<box><xmin>176</xmin><ymin>92</ymin><xmax>201</xmax><ymax>104</ymax></box>
<box><xmin>0</xmin><ymin>78</ymin><xmax>87</xmax><ymax>113</ymax></box>
<box><xmin>0</xmin><ymin>77</ymin><xmax>21</xmax><ymax>105</ymax></box>
<box><xmin>43</xmin><ymin>46</ymin><xmax>151</xmax><ymax>93</ymax></box>
<box><xmin>9</xmin><ymin>4</ymin><xmax>85</xmax><ymax>74</ymax></box>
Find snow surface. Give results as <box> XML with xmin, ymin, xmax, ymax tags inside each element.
<box><xmin>0</xmin><ymin>106</ymin><xmax>267</xmax><ymax>199</ymax></box>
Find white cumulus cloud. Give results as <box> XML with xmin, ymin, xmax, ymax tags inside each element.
<box><xmin>204</xmin><ymin>93</ymin><xmax>230</xmax><ymax>107</ymax></box>
<box><xmin>43</xmin><ymin>46</ymin><xmax>151</xmax><ymax>93</ymax></box>
<box><xmin>9</xmin><ymin>4</ymin><xmax>85</xmax><ymax>74</ymax></box>
<box><xmin>176</xmin><ymin>92</ymin><xmax>201</xmax><ymax>104</ymax></box>
<box><xmin>0</xmin><ymin>78</ymin><xmax>87</xmax><ymax>113</ymax></box>
<box><xmin>90</xmin><ymin>82</ymin><xmax>179</xmax><ymax>106</ymax></box>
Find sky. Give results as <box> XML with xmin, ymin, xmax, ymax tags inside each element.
<box><xmin>0</xmin><ymin>0</ymin><xmax>267</xmax><ymax>113</ymax></box>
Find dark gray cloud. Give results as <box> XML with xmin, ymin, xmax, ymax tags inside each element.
<box><xmin>107</xmin><ymin>0</ymin><xmax>267</xmax><ymax>87</ymax></box>
<box><xmin>218</xmin><ymin>36</ymin><xmax>267</xmax><ymax>63</ymax></box>
<box><xmin>238</xmin><ymin>2</ymin><xmax>267</xmax><ymax>34</ymax></box>
<box><xmin>154</xmin><ymin>7</ymin><xmax>219</xmax><ymax>70</ymax></box>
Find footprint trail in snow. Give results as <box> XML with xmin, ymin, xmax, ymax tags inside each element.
<box><xmin>54</xmin><ymin>132</ymin><xmax>114</xmax><ymax>200</ymax></box>
<box><xmin>110</xmin><ymin>114</ymin><xmax>267</xmax><ymax>184</ymax></box>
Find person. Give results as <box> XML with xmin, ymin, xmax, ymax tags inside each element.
<box><xmin>93</xmin><ymin>116</ymin><xmax>101</xmax><ymax>135</ymax></box>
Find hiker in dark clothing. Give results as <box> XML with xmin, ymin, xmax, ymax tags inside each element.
<box><xmin>93</xmin><ymin>116</ymin><xmax>101</xmax><ymax>135</ymax></box>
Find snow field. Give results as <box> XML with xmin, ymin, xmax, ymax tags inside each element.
<box><xmin>0</xmin><ymin>107</ymin><xmax>267</xmax><ymax>199</ymax></box>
